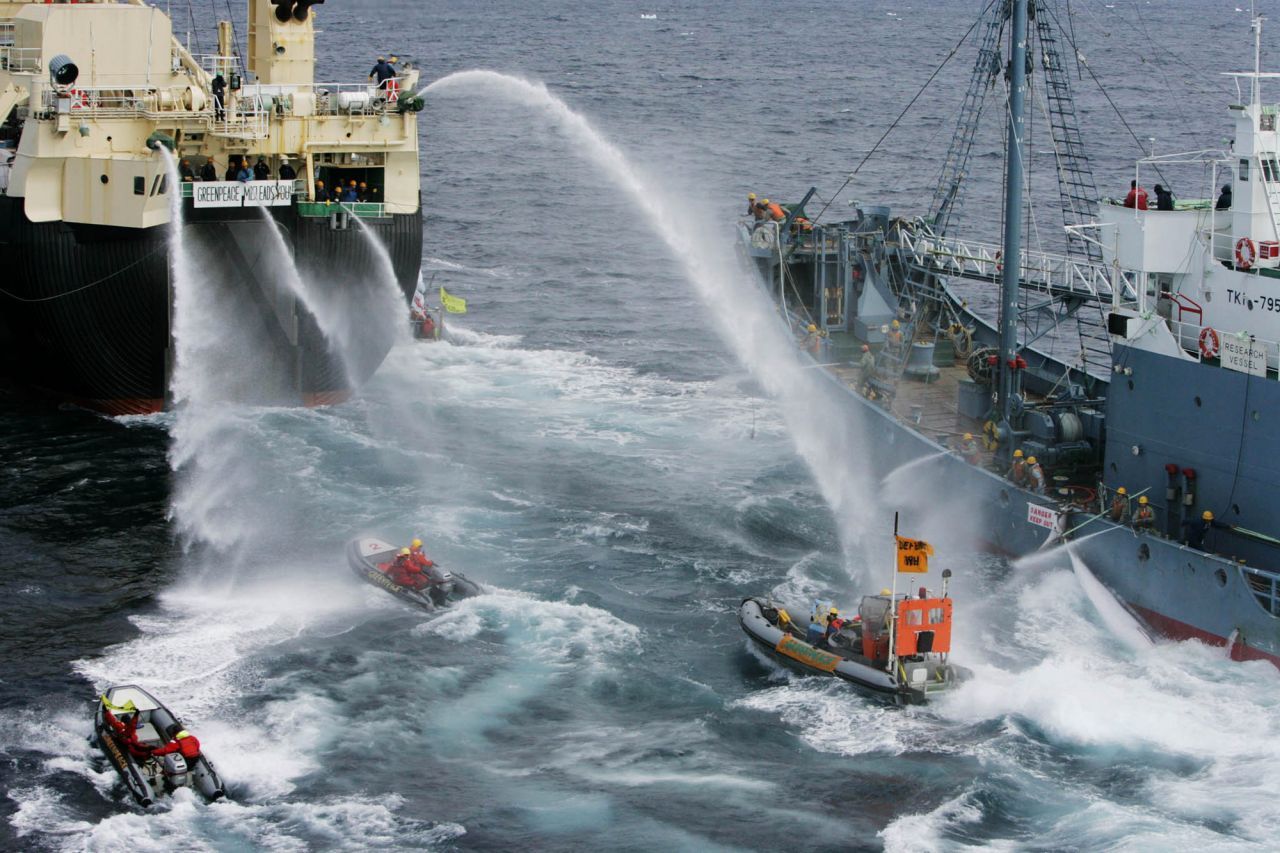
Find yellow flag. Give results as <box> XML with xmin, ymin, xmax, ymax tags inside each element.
<box><xmin>100</xmin><ymin>694</ymin><xmax>137</xmax><ymax>713</ymax></box>
<box><xmin>440</xmin><ymin>287</ymin><xmax>467</xmax><ymax>315</ymax></box>
<box><xmin>896</xmin><ymin>535</ymin><xmax>933</xmax><ymax>573</ymax></box>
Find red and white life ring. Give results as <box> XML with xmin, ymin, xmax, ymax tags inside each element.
<box><xmin>386</xmin><ymin>77</ymin><xmax>400</xmax><ymax>104</ymax></box>
<box><xmin>1199</xmin><ymin>326</ymin><xmax>1220</xmax><ymax>359</ymax></box>
<box><xmin>67</xmin><ymin>88</ymin><xmax>86</xmax><ymax>110</ymax></box>
<box><xmin>1236</xmin><ymin>236</ymin><xmax>1257</xmax><ymax>270</ymax></box>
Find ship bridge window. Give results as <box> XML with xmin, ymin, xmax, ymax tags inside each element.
<box><xmin>1262</xmin><ymin>113</ymin><xmax>1277</xmax><ymax>132</ymax></box>
<box><xmin>1263</xmin><ymin>158</ymin><xmax>1280</xmax><ymax>183</ymax></box>
<box><xmin>134</xmin><ymin>176</ymin><xmax>145</xmax><ymax>195</ymax></box>
<box><xmin>1240</xmin><ymin>159</ymin><xmax>1250</xmax><ymax>182</ymax></box>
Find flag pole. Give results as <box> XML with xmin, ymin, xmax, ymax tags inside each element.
<box><xmin>888</xmin><ymin>512</ymin><xmax>899</xmax><ymax>675</ymax></box>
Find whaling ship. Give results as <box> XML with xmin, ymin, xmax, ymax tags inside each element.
<box><xmin>742</xmin><ymin>3</ymin><xmax>1280</xmax><ymax>666</ymax></box>
<box><xmin>0</xmin><ymin>0</ymin><xmax>424</xmax><ymax>413</ymax></box>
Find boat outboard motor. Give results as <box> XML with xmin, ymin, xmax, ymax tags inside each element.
<box><xmin>49</xmin><ymin>54</ymin><xmax>79</xmax><ymax>87</ymax></box>
<box><xmin>161</xmin><ymin>753</ymin><xmax>189</xmax><ymax>791</ymax></box>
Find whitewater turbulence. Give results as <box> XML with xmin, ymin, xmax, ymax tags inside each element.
<box><xmin>425</xmin><ymin>70</ymin><xmax>878</xmax><ymax>567</ymax></box>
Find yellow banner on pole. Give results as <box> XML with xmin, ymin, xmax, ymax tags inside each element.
<box><xmin>440</xmin><ymin>287</ymin><xmax>467</xmax><ymax>315</ymax></box>
<box><xmin>895</xmin><ymin>535</ymin><xmax>933</xmax><ymax>573</ymax></box>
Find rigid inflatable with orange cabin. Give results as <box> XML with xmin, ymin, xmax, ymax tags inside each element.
<box><xmin>738</xmin><ymin>521</ymin><xmax>970</xmax><ymax>704</ymax></box>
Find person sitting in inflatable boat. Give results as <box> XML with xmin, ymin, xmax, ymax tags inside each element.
<box><xmin>384</xmin><ymin>547</ymin><xmax>430</xmax><ymax>590</ymax></box>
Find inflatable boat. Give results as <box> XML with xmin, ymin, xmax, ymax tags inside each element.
<box><xmin>93</xmin><ymin>685</ymin><xmax>225</xmax><ymax>807</ymax></box>
<box><xmin>346</xmin><ymin>537</ymin><xmax>481</xmax><ymax>612</ymax></box>
<box><xmin>739</xmin><ymin>591</ymin><xmax>971</xmax><ymax>704</ymax></box>
<box><xmin>740</xmin><ymin>523</ymin><xmax>971</xmax><ymax>704</ymax></box>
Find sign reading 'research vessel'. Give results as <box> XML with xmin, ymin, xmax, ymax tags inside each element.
<box><xmin>192</xmin><ymin>180</ymin><xmax>293</xmax><ymax>208</ymax></box>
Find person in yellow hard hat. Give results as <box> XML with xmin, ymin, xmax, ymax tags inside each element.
<box><xmin>886</xmin><ymin>318</ymin><xmax>905</xmax><ymax>356</ymax></box>
<box><xmin>857</xmin><ymin>342</ymin><xmax>877</xmax><ymax>392</ymax></box>
<box><xmin>1133</xmin><ymin>494</ymin><xmax>1155</xmax><ymax>530</ymax></box>
<box><xmin>1183</xmin><ymin>509</ymin><xmax>1223</xmax><ymax>550</ymax></box>
<box><xmin>824</xmin><ymin>607</ymin><xmax>845</xmax><ymax>646</ymax></box>
<box><xmin>1110</xmin><ymin>486</ymin><xmax>1130</xmax><ymax>523</ymax></box>
<box><xmin>408</xmin><ymin>537</ymin><xmax>435</xmax><ymax>571</ymax></box>
<box><xmin>1026</xmin><ymin>456</ymin><xmax>1046</xmax><ymax>494</ymax></box>
<box><xmin>960</xmin><ymin>432</ymin><xmax>981</xmax><ymax>465</ymax></box>
<box><xmin>386</xmin><ymin>546</ymin><xmax>428</xmax><ymax>588</ymax></box>
<box><xmin>746</xmin><ymin>192</ymin><xmax>757</xmax><ymax>216</ymax></box>
<box><xmin>1008</xmin><ymin>448</ymin><xmax>1027</xmax><ymax>486</ymax></box>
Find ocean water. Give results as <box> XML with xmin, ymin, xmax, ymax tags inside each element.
<box><xmin>3</xmin><ymin>1</ymin><xmax>1279</xmax><ymax>850</ymax></box>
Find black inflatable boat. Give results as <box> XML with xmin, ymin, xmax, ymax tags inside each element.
<box><xmin>347</xmin><ymin>537</ymin><xmax>481</xmax><ymax>612</ymax></box>
<box><xmin>93</xmin><ymin>685</ymin><xmax>225</xmax><ymax>807</ymax></box>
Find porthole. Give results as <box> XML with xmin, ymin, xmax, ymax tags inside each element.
<box><xmin>1138</xmin><ymin>544</ymin><xmax>1150</xmax><ymax>561</ymax></box>
<box><xmin>100</xmin><ymin>174</ymin><xmax>109</xmax><ymax>184</ymax></box>
<box><xmin>999</xmin><ymin>489</ymin><xmax>1010</xmax><ymax>508</ymax></box>
<box><xmin>1195</xmin><ymin>396</ymin><xmax>1202</xmax><ymax>407</ymax></box>
<box><xmin>1215</xmin><ymin>568</ymin><xmax>1229</xmax><ymax>587</ymax></box>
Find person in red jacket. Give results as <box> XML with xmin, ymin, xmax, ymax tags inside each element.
<box><xmin>408</xmin><ymin>537</ymin><xmax>435</xmax><ymax>571</ymax></box>
<box><xmin>103</xmin><ymin>705</ymin><xmax>153</xmax><ymax>759</ymax></box>
<box><xmin>150</xmin><ymin>723</ymin><xmax>201</xmax><ymax>765</ymax></box>
<box><xmin>1123</xmin><ymin>180</ymin><xmax>1149</xmax><ymax>210</ymax></box>
<box><xmin>385</xmin><ymin>547</ymin><xmax>429</xmax><ymax>589</ymax></box>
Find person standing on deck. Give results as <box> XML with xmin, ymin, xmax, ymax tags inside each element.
<box><xmin>959</xmin><ymin>433</ymin><xmax>981</xmax><ymax>465</ymax></box>
<box><xmin>1008</xmin><ymin>449</ymin><xmax>1027</xmax><ymax>486</ymax></box>
<box><xmin>369</xmin><ymin>56</ymin><xmax>396</xmax><ymax>91</ymax></box>
<box><xmin>1154</xmin><ymin>184</ymin><xmax>1175</xmax><ymax>211</ymax></box>
<box><xmin>1026</xmin><ymin>457</ymin><xmax>1046</xmax><ymax>494</ymax></box>
<box><xmin>764</xmin><ymin>199</ymin><xmax>785</xmax><ymax>222</ymax></box>
<box><xmin>746</xmin><ymin>192</ymin><xmax>757</xmax><ymax>216</ymax></box>
<box><xmin>1109</xmin><ymin>487</ymin><xmax>1130</xmax><ymax>523</ymax></box>
<box><xmin>857</xmin><ymin>344</ymin><xmax>876</xmax><ymax>392</ymax></box>
<box><xmin>1133</xmin><ymin>495</ymin><xmax>1155</xmax><ymax>531</ymax></box>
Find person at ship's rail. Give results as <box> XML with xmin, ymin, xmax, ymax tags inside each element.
<box><xmin>279</xmin><ymin>161</ymin><xmax>297</xmax><ymax>181</ymax></box>
<box><xmin>1008</xmin><ymin>448</ymin><xmax>1027</xmax><ymax>487</ymax></box>
<box><xmin>1026</xmin><ymin>456</ymin><xmax>1046</xmax><ymax>494</ymax></box>
<box><xmin>198</xmin><ymin>159</ymin><xmax>217</xmax><ymax>182</ymax></box>
<box><xmin>369</xmin><ymin>55</ymin><xmax>397</xmax><ymax>91</ymax></box>
<box><xmin>1123</xmin><ymin>179</ymin><xmax>1149</xmax><ymax>210</ymax></box>
<box><xmin>211</xmin><ymin>73</ymin><xmax>226</xmax><ymax>122</ymax></box>
<box><xmin>1216</xmin><ymin>184</ymin><xmax>1232</xmax><ymax>210</ymax></box>
<box><xmin>1154</xmin><ymin>184</ymin><xmax>1175</xmax><ymax>211</ymax></box>
<box><xmin>253</xmin><ymin>157</ymin><xmax>270</xmax><ymax>181</ymax></box>
<box><xmin>1109</xmin><ymin>486</ymin><xmax>1130</xmax><ymax>523</ymax></box>
<box><xmin>1182</xmin><ymin>509</ymin><xmax>1228</xmax><ymax>550</ymax></box>
<box><xmin>1133</xmin><ymin>495</ymin><xmax>1155</xmax><ymax>531</ymax></box>
<box><xmin>178</xmin><ymin>159</ymin><xmax>195</xmax><ymax>182</ymax></box>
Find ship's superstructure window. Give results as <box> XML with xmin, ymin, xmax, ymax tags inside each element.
<box><xmin>1262</xmin><ymin>112</ymin><xmax>1277</xmax><ymax>131</ymax></box>
<box><xmin>134</xmin><ymin>177</ymin><xmax>145</xmax><ymax>195</ymax></box>
<box><xmin>1240</xmin><ymin>158</ymin><xmax>1250</xmax><ymax>181</ymax></box>
<box><xmin>1263</xmin><ymin>158</ymin><xmax>1280</xmax><ymax>182</ymax></box>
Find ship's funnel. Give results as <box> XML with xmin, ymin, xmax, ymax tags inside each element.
<box><xmin>270</xmin><ymin>0</ymin><xmax>325</xmax><ymax>23</ymax></box>
<box><xmin>48</xmin><ymin>54</ymin><xmax>79</xmax><ymax>87</ymax></box>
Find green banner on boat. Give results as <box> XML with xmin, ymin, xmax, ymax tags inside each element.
<box><xmin>775</xmin><ymin>634</ymin><xmax>840</xmax><ymax>672</ymax></box>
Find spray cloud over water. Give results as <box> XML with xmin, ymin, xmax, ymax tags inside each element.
<box><xmin>425</xmin><ymin>70</ymin><xmax>877</xmax><ymax>564</ymax></box>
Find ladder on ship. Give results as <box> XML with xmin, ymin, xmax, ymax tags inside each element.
<box><xmin>1033</xmin><ymin>4</ymin><xmax>1112</xmax><ymax>372</ymax></box>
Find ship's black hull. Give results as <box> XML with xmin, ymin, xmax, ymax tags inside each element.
<box><xmin>0</xmin><ymin>197</ymin><xmax>422</xmax><ymax>414</ymax></box>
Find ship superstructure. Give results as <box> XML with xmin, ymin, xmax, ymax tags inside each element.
<box><xmin>0</xmin><ymin>0</ymin><xmax>424</xmax><ymax>413</ymax></box>
<box><xmin>740</xmin><ymin>4</ymin><xmax>1280</xmax><ymax>666</ymax></box>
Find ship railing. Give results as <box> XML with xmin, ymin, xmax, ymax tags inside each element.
<box><xmin>0</xmin><ymin>22</ymin><xmax>14</xmax><ymax>47</ymax></box>
<box><xmin>192</xmin><ymin>53</ymin><xmax>242</xmax><ymax>80</ymax></box>
<box><xmin>36</xmin><ymin>86</ymin><xmax>208</xmax><ymax>119</ymax></box>
<box><xmin>895</xmin><ymin>228</ymin><xmax>1141</xmax><ymax>307</ymax></box>
<box><xmin>1164</xmin><ymin>316</ymin><xmax>1280</xmax><ymax>373</ymax></box>
<box><xmin>0</xmin><ymin>45</ymin><xmax>41</xmax><ymax>73</ymax></box>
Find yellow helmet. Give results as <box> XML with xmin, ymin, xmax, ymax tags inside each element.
<box><xmin>807</xmin><ymin>324</ymin><xmax>817</xmax><ymax>332</ymax></box>
<box><xmin>1027</xmin><ymin>457</ymin><xmax>1037</xmax><ymax>465</ymax></box>
<box><xmin>963</xmin><ymin>433</ymin><xmax>973</xmax><ymax>441</ymax></box>
<box><xmin>748</xmin><ymin>192</ymin><xmax>756</xmax><ymax>200</ymax></box>
<box><xmin>1013</xmin><ymin>449</ymin><xmax>1023</xmax><ymax>458</ymax></box>
<box><xmin>174</xmin><ymin>730</ymin><xmax>191</xmax><ymax>740</ymax></box>
<box><xmin>761</xmin><ymin>199</ymin><xmax>770</xmax><ymax>205</ymax></box>
<box><xmin>398</xmin><ymin>547</ymin><xmax>411</xmax><ymax>556</ymax></box>
<box><xmin>1117</xmin><ymin>487</ymin><xmax>1127</xmax><ymax>495</ymax></box>
<box><xmin>880</xmin><ymin>588</ymin><xmax>892</xmax><ymax>596</ymax></box>
<box><xmin>829</xmin><ymin>607</ymin><xmax>839</xmax><ymax>615</ymax></box>
<box><xmin>411</xmin><ymin>538</ymin><xmax>423</xmax><ymax>549</ymax></box>
<box><xmin>891</xmin><ymin>319</ymin><xmax>901</xmax><ymax>329</ymax></box>
<box><xmin>1202</xmin><ymin>510</ymin><xmax>1214</xmax><ymax>521</ymax></box>
<box><xmin>1138</xmin><ymin>495</ymin><xmax>1149</xmax><ymax>505</ymax></box>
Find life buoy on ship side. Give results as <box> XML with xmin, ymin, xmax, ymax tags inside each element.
<box><xmin>1198</xmin><ymin>326</ymin><xmax>1220</xmax><ymax>359</ymax></box>
<box><xmin>1235</xmin><ymin>237</ymin><xmax>1257</xmax><ymax>270</ymax></box>
<box><xmin>68</xmin><ymin>88</ymin><xmax>86</xmax><ymax>109</ymax></box>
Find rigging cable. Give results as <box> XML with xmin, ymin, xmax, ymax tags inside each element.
<box><xmin>811</xmin><ymin>0</ymin><xmax>998</xmax><ymax>225</ymax></box>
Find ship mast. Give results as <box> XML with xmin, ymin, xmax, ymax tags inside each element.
<box><xmin>997</xmin><ymin>0</ymin><xmax>1029</xmax><ymax>431</ymax></box>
